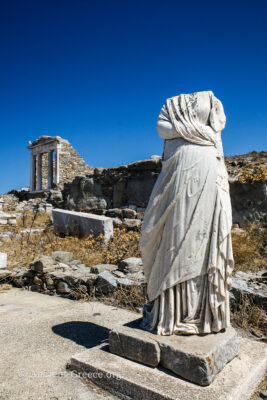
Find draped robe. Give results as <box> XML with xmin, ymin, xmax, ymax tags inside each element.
<box><xmin>140</xmin><ymin>91</ymin><xmax>234</xmax><ymax>335</ymax></box>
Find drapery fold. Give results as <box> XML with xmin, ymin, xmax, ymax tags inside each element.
<box><xmin>140</xmin><ymin>91</ymin><xmax>233</xmax><ymax>335</ymax></box>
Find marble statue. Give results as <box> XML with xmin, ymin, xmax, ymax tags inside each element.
<box><xmin>140</xmin><ymin>91</ymin><xmax>234</xmax><ymax>335</ymax></box>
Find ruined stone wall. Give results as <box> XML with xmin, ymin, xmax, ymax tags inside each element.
<box><xmin>58</xmin><ymin>139</ymin><xmax>93</xmax><ymax>188</ymax></box>
<box><xmin>62</xmin><ymin>152</ymin><xmax>267</xmax><ymax>227</ymax></box>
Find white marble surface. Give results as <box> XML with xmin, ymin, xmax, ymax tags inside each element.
<box><xmin>0</xmin><ymin>252</ymin><xmax>7</xmax><ymax>269</ymax></box>
<box><xmin>140</xmin><ymin>91</ymin><xmax>233</xmax><ymax>335</ymax></box>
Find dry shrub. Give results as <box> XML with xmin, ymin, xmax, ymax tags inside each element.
<box><xmin>231</xmin><ymin>296</ymin><xmax>267</xmax><ymax>339</ymax></box>
<box><xmin>232</xmin><ymin>223</ymin><xmax>267</xmax><ymax>273</ymax></box>
<box><xmin>101</xmin><ymin>227</ymin><xmax>141</xmax><ymax>264</ymax></box>
<box><xmin>0</xmin><ymin>220</ymin><xmax>141</xmax><ymax>269</ymax></box>
<box><xmin>97</xmin><ymin>285</ymin><xmax>146</xmax><ymax>312</ymax></box>
<box><xmin>238</xmin><ymin>164</ymin><xmax>267</xmax><ymax>183</ymax></box>
<box><xmin>16</xmin><ymin>211</ymin><xmax>51</xmax><ymax>229</ymax></box>
<box><xmin>0</xmin><ymin>284</ymin><xmax>12</xmax><ymax>292</ymax></box>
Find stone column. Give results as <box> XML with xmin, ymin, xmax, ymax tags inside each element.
<box><xmin>48</xmin><ymin>150</ymin><xmax>53</xmax><ymax>189</ymax></box>
<box><xmin>30</xmin><ymin>153</ymin><xmax>36</xmax><ymax>192</ymax></box>
<box><xmin>37</xmin><ymin>153</ymin><xmax>43</xmax><ymax>191</ymax></box>
<box><xmin>55</xmin><ymin>149</ymin><xmax>60</xmax><ymax>184</ymax></box>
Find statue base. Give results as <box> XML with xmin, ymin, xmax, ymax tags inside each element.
<box><xmin>70</xmin><ymin>332</ymin><xmax>266</xmax><ymax>400</ymax></box>
<box><xmin>108</xmin><ymin>319</ymin><xmax>239</xmax><ymax>386</ymax></box>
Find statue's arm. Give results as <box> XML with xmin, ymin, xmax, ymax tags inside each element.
<box><xmin>157</xmin><ymin>119</ymin><xmax>178</xmax><ymax>140</ymax></box>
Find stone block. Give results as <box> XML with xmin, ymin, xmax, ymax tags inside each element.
<box><xmin>123</xmin><ymin>218</ymin><xmax>142</xmax><ymax>230</ymax></box>
<box><xmin>96</xmin><ymin>271</ymin><xmax>117</xmax><ymax>294</ymax></box>
<box><xmin>0</xmin><ymin>269</ymin><xmax>12</xmax><ymax>280</ymax></box>
<box><xmin>91</xmin><ymin>264</ymin><xmax>118</xmax><ymax>274</ymax></box>
<box><xmin>30</xmin><ymin>255</ymin><xmax>56</xmax><ymax>273</ymax></box>
<box><xmin>231</xmin><ymin>271</ymin><xmax>267</xmax><ymax>310</ymax></box>
<box><xmin>53</xmin><ymin>209</ymin><xmax>113</xmax><ymax>243</ymax></box>
<box><xmin>70</xmin><ymin>338</ymin><xmax>267</xmax><ymax>400</ymax></box>
<box><xmin>57</xmin><ymin>281</ymin><xmax>71</xmax><ymax>294</ymax></box>
<box><xmin>109</xmin><ymin>326</ymin><xmax>160</xmax><ymax>367</ymax></box>
<box><xmin>119</xmin><ymin>257</ymin><xmax>143</xmax><ymax>274</ymax></box>
<box><xmin>158</xmin><ymin>327</ymin><xmax>239</xmax><ymax>386</ymax></box>
<box><xmin>108</xmin><ymin>323</ymin><xmax>239</xmax><ymax>386</ymax></box>
<box><xmin>117</xmin><ymin>278</ymin><xmax>134</xmax><ymax>287</ymax></box>
<box><xmin>52</xmin><ymin>251</ymin><xmax>73</xmax><ymax>264</ymax></box>
<box><xmin>105</xmin><ymin>208</ymin><xmax>123</xmax><ymax>218</ymax></box>
<box><xmin>0</xmin><ymin>252</ymin><xmax>7</xmax><ymax>269</ymax></box>
<box><xmin>122</xmin><ymin>208</ymin><xmax>137</xmax><ymax>219</ymax></box>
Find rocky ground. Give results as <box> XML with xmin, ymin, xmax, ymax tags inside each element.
<box><xmin>0</xmin><ymin>150</ymin><xmax>266</xmax><ymax>398</ymax></box>
<box><xmin>0</xmin><ymin>288</ymin><xmax>266</xmax><ymax>400</ymax></box>
<box><xmin>0</xmin><ymin>177</ymin><xmax>266</xmax><ymax>338</ymax></box>
<box><xmin>225</xmin><ymin>150</ymin><xmax>267</xmax><ymax>182</ymax></box>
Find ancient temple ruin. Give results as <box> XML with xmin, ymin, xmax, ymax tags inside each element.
<box><xmin>27</xmin><ymin>136</ymin><xmax>93</xmax><ymax>192</ymax></box>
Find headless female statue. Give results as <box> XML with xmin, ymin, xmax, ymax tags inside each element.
<box><xmin>140</xmin><ymin>91</ymin><xmax>233</xmax><ymax>335</ymax></box>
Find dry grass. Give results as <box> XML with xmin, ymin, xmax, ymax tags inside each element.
<box><xmin>96</xmin><ymin>285</ymin><xmax>146</xmax><ymax>312</ymax></box>
<box><xmin>232</xmin><ymin>223</ymin><xmax>267</xmax><ymax>273</ymax></box>
<box><xmin>231</xmin><ymin>296</ymin><xmax>267</xmax><ymax>339</ymax></box>
<box><xmin>1</xmin><ymin>209</ymin><xmax>265</xmax><ymax>272</ymax></box>
<box><xmin>0</xmin><ymin>284</ymin><xmax>12</xmax><ymax>292</ymax></box>
<box><xmin>1</xmin><ymin>211</ymin><xmax>266</xmax><ymax>337</ymax></box>
<box><xmin>249</xmin><ymin>373</ymin><xmax>267</xmax><ymax>400</ymax></box>
<box><xmin>16</xmin><ymin>211</ymin><xmax>51</xmax><ymax>229</ymax></box>
<box><xmin>0</xmin><ymin>220</ymin><xmax>141</xmax><ymax>269</ymax></box>
<box><xmin>238</xmin><ymin>164</ymin><xmax>267</xmax><ymax>183</ymax></box>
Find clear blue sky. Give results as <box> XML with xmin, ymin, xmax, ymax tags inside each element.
<box><xmin>0</xmin><ymin>0</ymin><xmax>266</xmax><ymax>194</ymax></box>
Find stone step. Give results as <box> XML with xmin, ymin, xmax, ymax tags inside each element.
<box><xmin>70</xmin><ymin>337</ymin><xmax>266</xmax><ymax>400</ymax></box>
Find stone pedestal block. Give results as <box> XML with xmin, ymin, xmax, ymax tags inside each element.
<box><xmin>109</xmin><ymin>322</ymin><xmax>239</xmax><ymax>386</ymax></box>
<box><xmin>70</xmin><ymin>337</ymin><xmax>266</xmax><ymax>400</ymax></box>
<box><xmin>52</xmin><ymin>209</ymin><xmax>113</xmax><ymax>243</ymax></box>
<box><xmin>109</xmin><ymin>326</ymin><xmax>160</xmax><ymax>367</ymax></box>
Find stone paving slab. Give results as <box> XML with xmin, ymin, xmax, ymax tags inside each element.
<box><xmin>71</xmin><ymin>338</ymin><xmax>267</xmax><ymax>400</ymax></box>
<box><xmin>109</xmin><ymin>323</ymin><xmax>239</xmax><ymax>385</ymax></box>
<box><xmin>0</xmin><ymin>288</ymin><xmax>136</xmax><ymax>399</ymax></box>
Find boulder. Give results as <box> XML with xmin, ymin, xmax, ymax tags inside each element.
<box><xmin>0</xmin><ymin>269</ymin><xmax>12</xmax><ymax>280</ymax></box>
<box><xmin>30</xmin><ymin>284</ymin><xmax>41</xmax><ymax>292</ymax></box>
<box><xmin>123</xmin><ymin>218</ymin><xmax>142</xmax><ymax>230</ymax></box>
<box><xmin>106</xmin><ymin>209</ymin><xmax>123</xmax><ymax>218</ymax></box>
<box><xmin>112</xmin><ymin>217</ymin><xmax>123</xmax><ymax>227</ymax></box>
<box><xmin>91</xmin><ymin>264</ymin><xmax>118</xmax><ymax>274</ymax></box>
<box><xmin>30</xmin><ymin>255</ymin><xmax>56</xmax><ymax>273</ymax></box>
<box><xmin>96</xmin><ymin>271</ymin><xmax>117</xmax><ymax>294</ymax></box>
<box><xmin>52</xmin><ymin>251</ymin><xmax>73</xmax><ymax>264</ymax></box>
<box><xmin>55</xmin><ymin>262</ymin><xmax>73</xmax><ymax>272</ymax></box>
<box><xmin>117</xmin><ymin>278</ymin><xmax>134</xmax><ymax>287</ymax></box>
<box><xmin>122</xmin><ymin>208</ymin><xmax>137</xmax><ymax>219</ymax></box>
<box><xmin>231</xmin><ymin>270</ymin><xmax>267</xmax><ymax>310</ymax></box>
<box><xmin>119</xmin><ymin>258</ymin><xmax>143</xmax><ymax>274</ymax></box>
<box><xmin>33</xmin><ymin>276</ymin><xmax>43</xmax><ymax>285</ymax></box>
<box><xmin>57</xmin><ymin>281</ymin><xmax>71</xmax><ymax>294</ymax></box>
<box><xmin>69</xmin><ymin>260</ymin><xmax>81</xmax><ymax>266</ymax></box>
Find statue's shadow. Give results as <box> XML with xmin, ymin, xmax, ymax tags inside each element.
<box><xmin>52</xmin><ymin>321</ymin><xmax>110</xmax><ymax>349</ymax></box>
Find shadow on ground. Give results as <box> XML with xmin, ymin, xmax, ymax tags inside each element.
<box><xmin>52</xmin><ymin>321</ymin><xmax>109</xmax><ymax>348</ymax></box>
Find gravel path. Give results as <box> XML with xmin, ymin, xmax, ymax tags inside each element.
<box><xmin>0</xmin><ymin>288</ymin><xmax>137</xmax><ymax>400</ymax></box>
